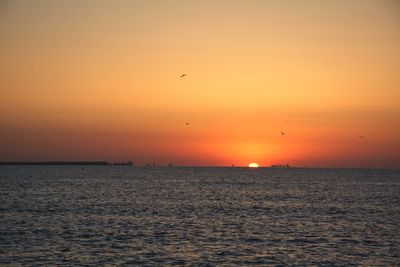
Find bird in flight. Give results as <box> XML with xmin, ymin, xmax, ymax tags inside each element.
<box><xmin>186</xmin><ymin>122</ymin><xmax>190</xmax><ymax>126</ymax></box>
<box><xmin>180</xmin><ymin>74</ymin><xmax>186</xmax><ymax>78</ymax></box>
<box><xmin>357</xmin><ymin>135</ymin><xmax>364</xmax><ymax>139</ymax></box>
<box><xmin>281</xmin><ymin>131</ymin><xmax>285</xmax><ymax>136</ymax></box>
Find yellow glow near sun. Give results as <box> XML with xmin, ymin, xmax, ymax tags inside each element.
<box><xmin>248</xmin><ymin>163</ymin><xmax>259</xmax><ymax>168</ymax></box>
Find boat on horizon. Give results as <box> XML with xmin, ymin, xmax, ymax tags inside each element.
<box><xmin>270</xmin><ymin>164</ymin><xmax>290</xmax><ymax>168</ymax></box>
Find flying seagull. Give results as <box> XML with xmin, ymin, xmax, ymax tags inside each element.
<box><xmin>281</xmin><ymin>131</ymin><xmax>285</xmax><ymax>135</ymax></box>
<box><xmin>357</xmin><ymin>135</ymin><xmax>364</xmax><ymax>139</ymax></box>
<box><xmin>180</xmin><ymin>74</ymin><xmax>186</xmax><ymax>78</ymax></box>
<box><xmin>186</xmin><ymin>122</ymin><xmax>190</xmax><ymax>126</ymax></box>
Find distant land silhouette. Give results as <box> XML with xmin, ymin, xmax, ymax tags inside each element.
<box><xmin>0</xmin><ymin>161</ymin><xmax>109</xmax><ymax>166</ymax></box>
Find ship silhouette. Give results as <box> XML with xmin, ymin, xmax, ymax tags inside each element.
<box><xmin>270</xmin><ymin>164</ymin><xmax>290</xmax><ymax>168</ymax></box>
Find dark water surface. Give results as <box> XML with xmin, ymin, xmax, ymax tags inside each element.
<box><xmin>1</xmin><ymin>166</ymin><xmax>399</xmax><ymax>266</ymax></box>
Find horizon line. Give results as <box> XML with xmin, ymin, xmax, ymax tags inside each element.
<box><xmin>0</xmin><ymin>161</ymin><xmax>398</xmax><ymax>170</ymax></box>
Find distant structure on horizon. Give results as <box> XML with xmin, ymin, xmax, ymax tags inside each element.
<box><xmin>270</xmin><ymin>164</ymin><xmax>290</xmax><ymax>168</ymax></box>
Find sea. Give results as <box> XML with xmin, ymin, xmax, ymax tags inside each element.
<box><xmin>0</xmin><ymin>166</ymin><xmax>399</xmax><ymax>266</ymax></box>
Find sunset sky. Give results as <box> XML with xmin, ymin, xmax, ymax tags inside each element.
<box><xmin>1</xmin><ymin>0</ymin><xmax>399</xmax><ymax>168</ymax></box>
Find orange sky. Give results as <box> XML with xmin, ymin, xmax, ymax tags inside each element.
<box><xmin>1</xmin><ymin>0</ymin><xmax>399</xmax><ymax>167</ymax></box>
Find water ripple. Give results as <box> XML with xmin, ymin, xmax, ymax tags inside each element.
<box><xmin>0</xmin><ymin>166</ymin><xmax>399</xmax><ymax>265</ymax></box>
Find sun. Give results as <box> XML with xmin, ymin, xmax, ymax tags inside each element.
<box><xmin>248</xmin><ymin>162</ymin><xmax>260</xmax><ymax>168</ymax></box>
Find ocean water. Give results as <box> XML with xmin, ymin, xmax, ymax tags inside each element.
<box><xmin>0</xmin><ymin>166</ymin><xmax>399</xmax><ymax>266</ymax></box>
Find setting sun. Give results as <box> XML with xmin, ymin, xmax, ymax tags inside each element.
<box><xmin>248</xmin><ymin>163</ymin><xmax>260</xmax><ymax>168</ymax></box>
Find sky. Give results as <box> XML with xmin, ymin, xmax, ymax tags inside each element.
<box><xmin>0</xmin><ymin>0</ymin><xmax>399</xmax><ymax>168</ymax></box>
